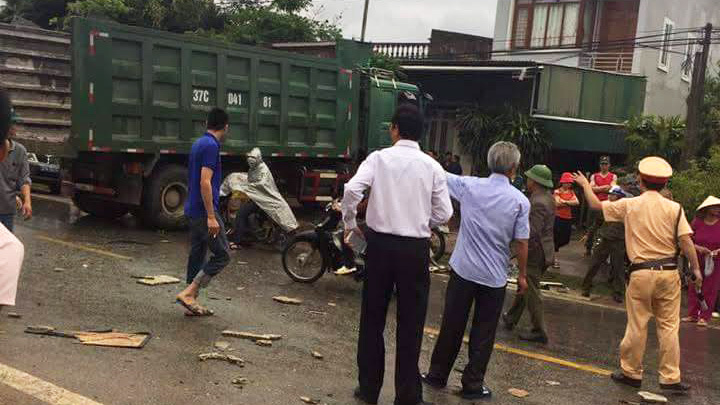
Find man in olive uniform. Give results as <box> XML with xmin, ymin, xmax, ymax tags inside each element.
<box><xmin>575</xmin><ymin>157</ymin><xmax>702</xmax><ymax>393</ymax></box>
<box><xmin>503</xmin><ymin>164</ymin><xmax>555</xmax><ymax>344</ymax></box>
<box><xmin>581</xmin><ymin>186</ymin><xmax>626</xmax><ymax>303</ymax></box>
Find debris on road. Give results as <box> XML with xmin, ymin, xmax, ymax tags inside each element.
<box><xmin>311</xmin><ymin>351</ymin><xmax>324</xmax><ymax>360</ymax></box>
<box><xmin>545</xmin><ymin>380</ymin><xmax>561</xmax><ymax>386</ymax></box>
<box><xmin>198</xmin><ymin>352</ymin><xmax>245</xmax><ymax>366</ymax></box>
<box><xmin>308</xmin><ymin>310</ymin><xmax>327</xmax><ymax>316</ymax></box>
<box><xmin>7</xmin><ymin>312</ymin><xmax>21</xmax><ymax>319</ymax></box>
<box><xmin>53</xmin><ymin>267</ymin><xmax>65</xmax><ymax>272</ymax></box>
<box><xmin>300</xmin><ymin>396</ymin><xmax>320</xmax><ymax>404</ymax></box>
<box><xmin>619</xmin><ymin>400</ymin><xmax>641</xmax><ymax>405</ymax></box>
<box><xmin>134</xmin><ymin>275</ymin><xmax>181</xmax><ymax>286</ymax></box>
<box><xmin>226</xmin><ymin>297</ymin><xmax>232</xmax><ymax>301</ymax></box>
<box><xmin>82</xmin><ymin>264</ymin><xmax>89</xmax><ymax>269</ymax></box>
<box><xmin>25</xmin><ymin>326</ymin><xmax>151</xmax><ymax>348</ymax></box>
<box><xmin>160</xmin><ymin>239</ymin><xmax>170</xmax><ymax>243</ymax></box>
<box><xmin>222</xmin><ymin>330</ymin><xmax>282</xmax><ymax>341</ymax></box>
<box><xmin>237</xmin><ymin>261</ymin><xmax>248</xmax><ymax>265</ymax></box>
<box><xmin>237</xmin><ymin>287</ymin><xmax>245</xmax><ymax>291</ymax></box>
<box><xmin>256</xmin><ymin>339</ymin><xmax>273</xmax><ymax>347</ymax></box>
<box><xmin>273</xmin><ymin>296</ymin><xmax>303</xmax><ymax>305</ymax></box>
<box><xmin>508</xmin><ymin>388</ymin><xmax>529</xmax><ymax>398</ymax></box>
<box><xmin>637</xmin><ymin>391</ymin><xmax>668</xmax><ymax>403</ymax></box>
<box><xmin>74</xmin><ymin>331</ymin><xmax>151</xmax><ymax>348</ymax></box>
<box><xmin>327</xmin><ymin>302</ymin><xmax>337</xmax><ymax>307</ymax></box>
<box><xmin>214</xmin><ymin>341</ymin><xmax>231</xmax><ymax>351</ymax></box>
<box><xmin>232</xmin><ymin>376</ymin><xmax>249</xmax><ymax>388</ymax></box>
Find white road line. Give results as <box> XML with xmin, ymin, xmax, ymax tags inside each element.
<box><xmin>0</xmin><ymin>363</ymin><xmax>104</xmax><ymax>405</ymax></box>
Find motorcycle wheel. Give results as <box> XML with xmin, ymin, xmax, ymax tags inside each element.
<box><xmin>282</xmin><ymin>235</ymin><xmax>327</xmax><ymax>283</ymax></box>
<box><xmin>430</xmin><ymin>228</ymin><xmax>446</xmax><ymax>263</ymax></box>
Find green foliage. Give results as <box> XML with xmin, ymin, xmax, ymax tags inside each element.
<box><xmin>624</xmin><ymin>115</ymin><xmax>685</xmax><ymax>168</ymax></box>
<box><xmin>456</xmin><ymin>105</ymin><xmax>551</xmax><ymax>175</ymax></box>
<box><xmin>700</xmin><ymin>62</ymin><xmax>720</xmax><ymax>153</ymax></box>
<box><xmin>671</xmin><ymin>146</ymin><xmax>720</xmax><ymax>219</ymax></box>
<box><xmin>364</xmin><ymin>53</ymin><xmax>400</xmax><ymax>73</ymax></box>
<box><xmin>2</xmin><ymin>0</ymin><xmax>340</xmax><ymax>45</ymax></box>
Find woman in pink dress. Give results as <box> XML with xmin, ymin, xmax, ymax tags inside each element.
<box><xmin>683</xmin><ymin>196</ymin><xmax>720</xmax><ymax>327</ymax></box>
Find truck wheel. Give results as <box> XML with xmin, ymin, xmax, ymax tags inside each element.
<box><xmin>143</xmin><ymin>164</ymin><xmax>188</xmax><ymax>230</ymax></box>
<box><xmin>73</xmin><ymin>193</ymin><xmax>129</xmax><ymax>219</ymax></box>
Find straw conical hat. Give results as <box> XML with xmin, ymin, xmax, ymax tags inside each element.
<box><xmin>697</xmin><ymin>196</ymin><xmax>720</xmax><ymax>212</ymax></box>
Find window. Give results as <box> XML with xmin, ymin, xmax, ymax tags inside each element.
<box><xmin>681</xmin><ymin>33</ymin><xmax>696</xmax><ymax>82</ymax></box>
<box><xmin>512</xmin><ymin>0</ymin><xmax>580</xmax><ymax>49</ymax></box>
<box><xmin>658</xmin><ymin>18</ymin><xmax>674</xmax><ymax>72</ymax></box>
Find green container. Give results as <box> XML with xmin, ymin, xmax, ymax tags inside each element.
<box><xmin>70</xmin><ymin>17</ymin><xmax>398</xmax><ymax>157</ymax></box>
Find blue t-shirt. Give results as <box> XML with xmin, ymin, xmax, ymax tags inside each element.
<box><xmin>185</xmin><ymin>133</ymin><xmax>221</xmax><ymax>219</ymax></box>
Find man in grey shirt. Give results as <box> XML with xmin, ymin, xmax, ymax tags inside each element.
<box><xmin>0</xmin><ymin>108</ymin><xmax>32</xmax><ymax>231</ymax></box>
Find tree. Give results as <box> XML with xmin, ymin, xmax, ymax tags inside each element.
<box><xmin>456</xmin><ymin>106</ymin><xmax>551</xmax><ymax>175</ymax></box>
<box><xmin>623</xmin><ymin>115</ymin><xmax>684</xmax><ymax>168</ymax></box>
<box><xmin>0</xmin><ymin>0</ymin><xmax>69</xmax><ymax>28</ymax></box>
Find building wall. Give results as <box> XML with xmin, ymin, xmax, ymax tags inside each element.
<box><xmin>492</xmin><ymin>0</ymin><xmax>720</xmax><ymax>118</ymax></box>
<box><xmin>633</xmin><ymin>0</ymin><xmax>720</xmax><ymax>117</ymax></box>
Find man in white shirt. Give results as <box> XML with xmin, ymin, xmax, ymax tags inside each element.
<box><xmin>0</xmin><ymin>90</ymin><xmax>24</xmax><ymax>310</ymax></box>
<box><xmin>343</xmin><ymin>104</ymin><xmax>453</xmax><ymax>405</ymax></box>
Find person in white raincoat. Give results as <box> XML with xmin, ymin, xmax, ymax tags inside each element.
<box><xmin>221</xmin><ymin>148</ymin><xmax>298</xmax><ymax>246</ymax></box>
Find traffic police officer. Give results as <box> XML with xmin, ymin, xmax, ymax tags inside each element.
<box><xmin>574</xmin><ymin>156</ymin><xmax>702</xmax><ymax>393</ymax></box>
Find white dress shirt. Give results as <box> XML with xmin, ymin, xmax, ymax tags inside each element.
<box><xmin>342</xmin><ymin>139</ymin><xmax>453</xmax><ymax>238</ymax></box>
<box><xmin>0</xmin><ymin>223</ymin><xmax>23</xmax><ymax>306</ymax></box>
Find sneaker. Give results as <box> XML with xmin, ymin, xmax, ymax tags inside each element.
<box><xmin>713</xmin><ymin>312</ymin><xmax>719</xmax><ymax>319</ymax></box>
<box><xmin>334</xmin><ymin>266</ymin><xmax>357</xmax><ymax>275</ymax></box>
<box><xmin>421</xmin><ymin>373</ymin><xmax>446</xmax><ymax>389</ymax></box>
<box><xmin>459</xmin><ymin>386</ymin><xmax>492</xmax><ymax>400</ymax></box>
<box><xmin>660</xmin><ymin>381</ymin><xmax>691</xmax><ymax>393</ymax></box>
<box><xmin>610</xmin><ymin>370</ymin><xmax>642</xmax><ymax>388</ymax></box>
<box><xmin>553</xmin><ymin>259</ymin><xmax>560</xmax><ymax>269</ymax></box>
<box><xmin>681</xmin><ymin>316</ymin><xmax>698</xmax><ymax>323</ymax></box>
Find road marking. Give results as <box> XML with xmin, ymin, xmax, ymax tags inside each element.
<box><xmin>36</xmin><ymin>235</ymin><xmax>132</xmax><ymax>261</ymax></box>
<box><xmin>0</xmin><ymin>362</ymin><xmax>104</xmax><ymax>405</ymax></box>
<box><xmin>424</xmin><ymin>327</ymin><xmax>613</xmax><ymax>376</ymax></box>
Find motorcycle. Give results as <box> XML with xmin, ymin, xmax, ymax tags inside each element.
<box><xmin>281</xmin><ymin>201</ymin><xmax>447</xmax><ymax>284</ymax></box>
<box><xmin>220</xmin><ymin>149</ymin><xmax>299</xmax><ymax>250</ymax></box>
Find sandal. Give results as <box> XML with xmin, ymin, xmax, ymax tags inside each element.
<box><xmin>229</xmin><ymin>242</ymin><xmax>242</xmax><ymax>251</ymax></box>
<box><xmin>681</xmin><ymin>316</ymin><xmax>698</xmax><ymax>323</ymax></box>
<box><xmin>697</xmin><ymin>319</ymin><xmax>708</xmax><ymax>327</ymax></box>
<box><xmin>176</xmin><ymin>298</ymin><xmax>214</xmax><ymax>316</ymax></box>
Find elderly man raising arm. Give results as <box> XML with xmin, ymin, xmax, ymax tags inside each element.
<box><xmin>421</xmin><ymin>141</ymin><xmax>529</xmax><ymax>400</ymax></box>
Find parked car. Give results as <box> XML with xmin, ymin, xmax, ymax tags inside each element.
<box><xmin>28</xmin><ymin>153</ymin><xmax>61</xmax><ymax>194</ymax></box>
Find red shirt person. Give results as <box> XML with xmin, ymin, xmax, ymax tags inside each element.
<box><xmin>584</xmin><ymin>156</ymin><xmax>617</xmax><ymax>255</ymax></box>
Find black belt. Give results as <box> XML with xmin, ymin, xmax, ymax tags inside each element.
<box><xmin>629</xmin><ymin>257</ymin><xmax>678</xmax><ymax>272</ymax></box>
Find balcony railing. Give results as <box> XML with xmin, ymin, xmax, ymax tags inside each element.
<box><xmin>580</xmin><ymin>50</ymin><xmax>634</xmax><ymax>73</ymax></box>
<box><xmin>373</xmin><ymin>42</ymin><xmax>429</xmax><ymax>60</ymax></box>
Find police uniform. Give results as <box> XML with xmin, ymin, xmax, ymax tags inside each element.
<box><xmin>601</xmin><ymin>157</ymin><xmax>691</xmax><ymax>387</ymax></box>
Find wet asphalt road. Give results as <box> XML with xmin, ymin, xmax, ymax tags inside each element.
<box><xmin>0</xmin><ymin>198</ymin><xmax>718</xmax><ymax>405</ymax></box>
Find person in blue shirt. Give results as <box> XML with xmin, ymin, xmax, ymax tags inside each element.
<box><xmin>421</xmin><ymin>141</ymin><xmax>530</xmax><ymax>400</ymax></box>
<box><xmin>176</xmin><ymin>108</ymin><xmax>231</xmax><ymax>316</ymax></box>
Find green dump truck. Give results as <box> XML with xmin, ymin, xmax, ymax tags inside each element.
<box><xmin>1</xmin><ymin>18</ymin><xmax>421</xmax><ymax>229</ymax></box>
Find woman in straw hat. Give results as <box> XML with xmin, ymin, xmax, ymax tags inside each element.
<box><xmin>683</xmin><ymin>196</ymin><xmax>720</xmax><ymax>327</ymax></box>
<box><xmin>552</xmin><ymin>172</ymin><xmax>579</xmax><ymax>268</ymax></box>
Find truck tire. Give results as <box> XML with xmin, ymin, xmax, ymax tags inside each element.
<box><xmin>73</xmin><ymin>193</ymin><xmax>129</xmax><ymax>219</ymax></box>
<box><xmin>143</xmin><ymin>164</ymin><xmax>188</xmax><ymax>230</ymax></box>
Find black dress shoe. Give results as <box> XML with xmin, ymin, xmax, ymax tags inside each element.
<box><xmin>519</xmin><ymin>330</ymin><xmax>548</xmax><ymax>344</ymax></box>
<box><xmin>459</xmin><ymin>386</ymin><xmax>492</xmax><ymax>400</ymax></box>
<box><xmin>612</xmin><ymin>293</ymin><xmax>624</xmax><ymax>304</ymax></box>
<box><xmin>581</xmin><ymin>290</ymin><xmax>591</xmax><ymax>298</ymax></box>
<box><xmin>660</xmin><ymin>381</ymin><xmax>691</xmax><ymax>393</ymax></box>
<box><xmin>501</xmin><ymin>313</ymin><xmax>515</xmax><ymax>331</ymax></box>
<box><xmin>610</xmin><ymin>371</ymin><xmax>642</xmax><ymax>388</ymax></box>
<box><xmin>353</xmin><ymin>387</ymin><xmax>377</xmax><ymax>404</ymax></box>
<box><xmin>420</xmin><ymin>373</ymin><xmax>446</xmax><ymax>389</ymax></box>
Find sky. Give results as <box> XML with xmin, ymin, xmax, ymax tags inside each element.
<box><xmin>309</xmin><ymin>0</ymin><xmax>499</xmax><ymax>42</ymax></box>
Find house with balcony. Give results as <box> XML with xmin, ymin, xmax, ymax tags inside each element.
<box><xmin>493</xmin><ymin>0</ymin><xmax>720</xmax><ymax>117</ymax></box>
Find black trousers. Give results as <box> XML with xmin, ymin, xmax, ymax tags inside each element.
<box><xmin>427</xmin><ymin>271</ymin><xmax>506</xmax><ymax>392</ymax></box>
<box><xmin>358</xmin><ymin>230</ymin><xmax>430</xmax><ymax>405</ymax></box>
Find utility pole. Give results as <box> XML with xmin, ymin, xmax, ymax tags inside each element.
<box><xmin>360</xmin><ymin>0</ymin><xmax>370</xmax><ymax>43</ymax></box>
<box><xmin>682</xmin><ymin>23</ymin><xmax>713</xmax><ymax>168</ymax></box>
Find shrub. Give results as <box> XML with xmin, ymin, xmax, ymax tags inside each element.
<box><xmin>670</xmin><ymin>146</ymin><xmax>720</xmax><ymax>219</ymax></box>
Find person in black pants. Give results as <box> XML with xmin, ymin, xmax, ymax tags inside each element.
<box><xmin>421</xmin><ymin>142</ymin><xmax>531</xmax><ymax>400</ymax></box>
<box><xmin>342</xmin><ymin>104</ymin><xmax>453</xmax><ymax>405</ymax></box>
